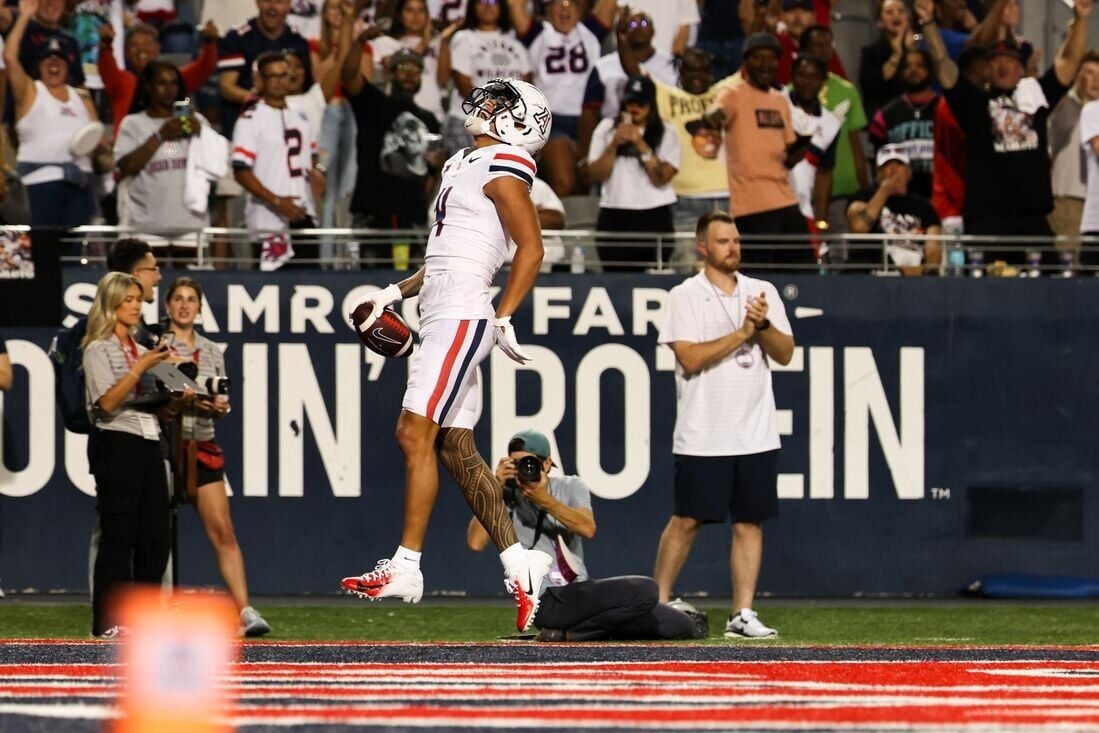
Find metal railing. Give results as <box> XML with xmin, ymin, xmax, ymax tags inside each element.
<box><xmin>42</xmin><ymin>226</ymin><xmax>1099</xmax><ymax>277</ymax></box>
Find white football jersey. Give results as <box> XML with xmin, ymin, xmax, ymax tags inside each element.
<box><xmin>420</xmin><ymin>143</ymin><xmax>538</xmax><ymax>324</ymax></box>
<box><xmin>525</xmin><ymin>20</ymin><xmax>606</xmax><ymax>116</ymax></box>
<box><xmin>588</xmin><ymin>50</ymin><xmax>678</xmax><ymax>121</ymax></box>
<box><xmin>231</xmin><ymin>100</ymin><xmax>317</xmax><ymax>230</ymax></box>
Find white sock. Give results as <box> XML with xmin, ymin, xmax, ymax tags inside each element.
<box><xmin>499</xmin><ymin>542</ymin><xmax>525</xmax><ymax>573</ymax></box>
<box><xmin>393</xmin><ymin>546</ymin><xmax>421</xmax><ymax>571</ymax></box>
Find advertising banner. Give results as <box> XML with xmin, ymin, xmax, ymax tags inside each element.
<box><xmin>1</xmin><ymin>272</ymin><xmax>1095</xmax><ymax>597</ymax></box>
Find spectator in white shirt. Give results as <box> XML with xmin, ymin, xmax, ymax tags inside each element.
<box><xmin>588</xmin><ymin>75</ymin><xmax>680</xmax><ymax>270</ymax></box>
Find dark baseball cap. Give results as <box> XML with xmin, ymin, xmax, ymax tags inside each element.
<box><xmin>386</xmin><ymin>48</ymin><xmax>424</xmax><ymax>71</ymax></box>
<box><xmin>783</xmin><ymin>0</ymin><xmax>814</xmax><ymax>11</ymax></box>
<box><xmin>742</xmin><ymin>32</ymin><xmax>783</xmax><ymax>59</ymax></box>
<box><xmin>36</xmin><ymin>38</ymin><xmax>69</xmax><ymax>63</ymax></box>
<box><xmin>985</xmin><ymin>38</ymin><xmax>1032</xmax><ymax>66</ymax></box>
<box><xmin>622</xmin><ymin>75</ymin><xmax>656</xmax><ymax>105</ymax></box>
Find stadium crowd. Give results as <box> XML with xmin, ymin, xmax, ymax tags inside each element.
<box><xmin>0</xmin><ymin>0</ymin><xmax>1095</xmax><ymax>274</ymax></box>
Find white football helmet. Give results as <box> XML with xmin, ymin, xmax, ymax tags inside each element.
<box><xmin>462</xmin><ymin>78</ymin><xmax>553</xmax><ymax>155</ymax></box>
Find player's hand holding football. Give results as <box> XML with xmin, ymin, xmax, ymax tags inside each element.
<box><xmin>492</xmin><ymin>316</ymin><xmax>532</xmax><ymax>364</ymax></box>
<box><xmin>347</xmin><ymin>283</ymin><xmax>403</xmax><ymax>332</ymax></box>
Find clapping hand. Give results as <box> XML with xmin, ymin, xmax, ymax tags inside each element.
<box><xmin>746</xmin><ymin>292</ymin><xmax>769</xmax><ymax>329</ymax></box>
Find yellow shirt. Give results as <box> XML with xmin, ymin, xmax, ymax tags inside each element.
<box><xmin>655</xmin><ymin>78</ymin><xmax>732</xmax><ymax>198</ymax></box>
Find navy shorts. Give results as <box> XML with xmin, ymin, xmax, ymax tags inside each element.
<box><xmin>673</xmin><ymin>451</ymin><xmax>780</xmax><ymax>524</ymax></box>
<box><xmin>549</xmin><ymin>114</ymin><xmax>580</xmax><ymax>141</ymax></box>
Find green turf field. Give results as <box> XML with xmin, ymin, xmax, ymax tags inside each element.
<box><xmin>1</xmin><ymin>602</ymin><xmax>1097</xmax><ymax>645</ymax></box>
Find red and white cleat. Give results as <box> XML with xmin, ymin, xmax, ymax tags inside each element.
<box><xmin>340</xmin><ymin>559</ymin><xmax>423</xmax><ymax>603</ymax></box>
<box><xmin>505</xmin><ymin>550</ymin><xmax>553</xmax><ymax>631</ymax></box>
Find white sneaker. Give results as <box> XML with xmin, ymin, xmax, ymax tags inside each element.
<box><xmin>724</xmin><ymin>608</ymin><xmax>777</xmax><ymax>639</ymax></box>
<box><xmin>239</xmin><ymin>606</ymin><xmax>271</xmax><ymax>637</ymax></box>
<box><xmin>96</xmin><ymin>625</ymin><xmax>130</xmax><ymax>640</ymax></box>
<box><xmin>341</xmin><ymin>559</ymin><xmax>423</xmax><ymax>603</ymax></box>
<box><xmin>505</xmin><ymin>550</ymin><xmax>553</xmax><ymax>632</ymax></box>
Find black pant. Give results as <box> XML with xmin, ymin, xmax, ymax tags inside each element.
<box><xmin>596</xmin><ymin>205</ymin><xmax>675</xmax><ymax>272</ymax></box>
<box><xmin>90</xmin><ymin>430</ymin><xmax>171</xmax><ymax>635</ymax></box>
<box><xmin>966</xmin><ymin>215</ymin><xmax>1053</xmax><ymax>266</ymax></box>
<box><xmin>533</xmin><ymin>576</ymin><xmax>699</xmax><ymax>640</ymax></box>
<box><xmin>735</xmin><ymin>204</ymin><xmax>811</xmax><ymax>269</ymax></box>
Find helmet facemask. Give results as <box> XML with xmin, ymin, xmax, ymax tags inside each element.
<box><xmin>462</xmin><ymin>78</ymin><xmax>551</xmax><ymax>154</ymax></box>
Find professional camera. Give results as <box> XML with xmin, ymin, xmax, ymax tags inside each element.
<box><xmin>204</xmin><ymin>376</ymin><xmax>231</xmax><ymax>395</ymax></box>
<box><xmin>177</xmin><ymin>362</ymin><xmax>231</xmax><ymax>396</ymax></box>
<box><xmin>504</xmin><ymin>454</ymin><xmax>544</xmax><ymax>494</ymax></box>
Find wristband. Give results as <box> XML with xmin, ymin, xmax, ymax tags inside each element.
<box><xmin>128</xmin><ymin>370</ymin><xmax>140</xmax><ymax>380</ymax></box>
<box><xmin>152</xmin><ymin>130</ymin><xmax>163</xmax><ymax>144</ymax></box>
<box><xmin>640</xmin><ymin>150</ymin><xmax>654</xmax><ymax>163</ymax></box>
<box><xmin>757</xmin><ymin>319</ymin><xmax>771</xmax><ymax>332</ymax></box>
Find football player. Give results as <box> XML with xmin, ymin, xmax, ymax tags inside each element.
<box><xmin>341</xmin><ymin>78</ymin><xmax>555</xmax><ymax>632</ymax></box>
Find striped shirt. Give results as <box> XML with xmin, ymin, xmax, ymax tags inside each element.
<box><xmin>83</xmin><ymin>336</ymin><xmax>160</xmax><ymax>440</ymax></box>
<box><xmin>659</xmin><ymin>271</ymin><xmax>792</xmax><ymax>456</ymax></box>
<box><xmin>170</xmin><ymin>332</ymin><xmax>226</xmax><ymax>442</ymax></box>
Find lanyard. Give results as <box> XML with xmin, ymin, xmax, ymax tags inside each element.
<box><xmin>116</xmin><ymin>333</ymin><xmax>141</xmax><ymax>396</ymax></box>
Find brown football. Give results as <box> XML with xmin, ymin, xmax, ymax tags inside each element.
<box><xmin>351</xmin><ymin>303</ymin><xmax>414</xmax><ymax>358</ymax></box>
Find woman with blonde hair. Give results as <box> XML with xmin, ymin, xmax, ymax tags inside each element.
<box><xmin>163</xmin><ymin>276</ymin><xmax>270</xmax><ymax>637</ymax></box>
<box><xmin>82</xmin><ymin>272</ymin><xmax>172</xmax><ymax>638</ymax></box>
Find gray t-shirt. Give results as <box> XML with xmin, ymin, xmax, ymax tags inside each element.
<box><xmin>508</xmin><ymin>474</ymin><xmax>592</xmax><ymax>590</ymax></box>
<box><xmin>114</xmin><ymin>111</ymin><xmax>211</xmax><ymax>231</ymax></box>
<box><xmin>83</xmin><ymin>335</ymin><xmax>160</xmax><ymax>440</ymax></box>
<box><xmin>170</xmin><ymin>331</ymin><xmax>226</xmax><ymax>442</ymax></box>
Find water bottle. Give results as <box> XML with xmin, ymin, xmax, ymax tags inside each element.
<box><xmin>968</xmin><ymin>248</ymin><xmax>984</xmax><ymax>278</ymax></box>
<box><xmin>946</xmin><ymin>242</ymin><xmax>965</xmax><ymax>277</ymax></box>
<box><xmin>570</xmin><ymin>244</ymin><xmax>586</xmax><ymax>274</ymax></box>
<box><xmin>1025</xmin><ymin>250</ymin><xmax>1041</xmax><ymax>278</ymax></box>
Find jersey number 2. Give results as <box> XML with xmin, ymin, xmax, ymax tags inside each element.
<box><xmin>285</xmin><ymin>129</ymin><xmax>304</xmax><ymax>178</ymax></box>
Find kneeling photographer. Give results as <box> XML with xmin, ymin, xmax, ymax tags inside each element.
<box><xmin>162</xmin><ymin>277</ymin><xmax>270</xmax><ymax>637</ymax></box>
<box><xmin>468</xmin><ymin>430</ymin><xmax>707</xmax><ymax>642</ymax></box>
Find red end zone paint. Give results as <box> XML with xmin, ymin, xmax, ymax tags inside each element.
<box><xmin>2</xmin><ymin>646</ymin><xmax>1098</xmax><ymax>729</ymax></box>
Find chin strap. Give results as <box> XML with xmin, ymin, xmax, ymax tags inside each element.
<box><xmin>463</xmin><ymin>115</ymin><xmax>489</xmax><ymax>137</ymax></box>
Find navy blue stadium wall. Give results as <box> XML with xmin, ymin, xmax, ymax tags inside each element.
<box><xmin>2</xmin><ymin>272</ymin><xmax>1096</xmax><ymax>597</ymax></box>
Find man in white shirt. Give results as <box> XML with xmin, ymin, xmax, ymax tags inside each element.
<box><xmin>232</xmin><ymin>51</ymin><xmax>318</xmax><ymax>270</ymax></box>
<box><xmin>655</xmin><ymin>211</ymin><xmax>795</xmax><ymax>639</ymax></box>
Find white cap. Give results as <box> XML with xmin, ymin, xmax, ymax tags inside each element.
<box><xmin>876</xmin><ymin>144</ymin><xmax>910</xmax><ymax>168</ymax></box>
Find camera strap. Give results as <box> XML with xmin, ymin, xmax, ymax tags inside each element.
<box><xmin>529</xmin><ymin>510</ymin><xmax>548</xmax><ymax>549</ymax></box>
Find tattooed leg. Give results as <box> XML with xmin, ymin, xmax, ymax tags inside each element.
<box><xmin>437</xmin><ymin>427</ymin><xmax>518</xmax><ymax>550</ymax></box>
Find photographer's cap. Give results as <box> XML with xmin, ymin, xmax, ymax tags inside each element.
<box><xmin>509</xmin><ymin>429</ymin><xmax>552</xmax><ymax>459</ymax></box>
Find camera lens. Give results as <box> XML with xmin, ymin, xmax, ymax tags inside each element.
<box><xmin>516</xmin><ymin>455</ymin><xmax>542</xmax><ymax>483</ymax></box>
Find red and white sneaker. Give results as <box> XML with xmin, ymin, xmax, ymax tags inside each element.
<box><xmin>505</xmin><ymin>550</ymin><xmax>553</xmax><ymax>632</ymax></box>
<box><xmin>340</xmin><ymin>559</ymin><xmax>423</xmax><ymax>603</ymax></box>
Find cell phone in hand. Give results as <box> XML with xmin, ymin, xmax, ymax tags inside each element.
<box><xmin>157</xmin><ymin>331</ymin><xmax>175</xmax><ymax>350</ymax></box>
<box><xmin>172</xmin><ymin>99</ymin><xmax>192</xmax><ymax>119</ymax></box>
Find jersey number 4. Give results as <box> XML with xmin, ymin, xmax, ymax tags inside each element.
<box><xmin>432</xmin><ymin>186</ymin><xmax>453</xmax><ymax>236</ymax></box>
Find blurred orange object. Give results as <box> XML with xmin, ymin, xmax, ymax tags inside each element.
<box><xmin>112</xmin><ymin>588</ymin><xmax>238</xmax><ymax>733</ymax></box>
